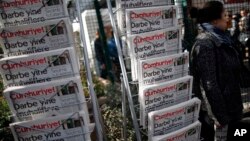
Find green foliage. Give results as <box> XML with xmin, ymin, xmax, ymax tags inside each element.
<box><xmin>0</xmin><ymin>80</ymin><xmax>4</xmax><ymax>96</ymax></box>
<box><xmin>0</xmin><ymin>97</ymin><xmax>14</xmax><ymax>141</ymax></box>
<box><xmin>102</xmin><ymin>84</ymin><xmax>136</xmax><ymax>141</ymax></box>
<box><xmin>0</xmin><ymin>97</ymin><xmax>10</xmax><ymax>128</ymax></box>
<box><xmin>102</xmin><ymin>106</ymin><xmax>135</xmax><ymax>141</ymax></box>
<box><xmin>80</xmin><ymin>68</ymin><xmax>106</xmax><ymax>98</ymax></box>
<box><xmin>104</xmin><ymin>83</ymin><xmax>122</xmax><ymax>106</ymax></box>
<box><xmin>92</xmin><ymin>76</ymin><xmax>106</xmax><ymax>97</ymax></box>
<box><xmin>79</xmin><ymin>67</ymin><xmax>135</xmax><ymax>140</ymax></box>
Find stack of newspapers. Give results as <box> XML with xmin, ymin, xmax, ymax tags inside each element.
<box><xmin>116</xmin><ymin>0</ymin><xmax>201</xmax><ymax>140</ymax></box>
<box><xmin>0</xmin><ymin>1</ymin><xmax>93</xmax><ymax>141</ymax></box>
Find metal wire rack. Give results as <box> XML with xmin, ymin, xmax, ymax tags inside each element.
<box><xmin>106</xmin><ymin>0</ymin><xmax>250</xmax><ymax>140</ymax></box>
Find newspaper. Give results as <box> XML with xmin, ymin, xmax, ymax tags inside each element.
<box><xmin>126</xmin><ymin>5</ymin><xmax>178</xmax><ymax>35</ymax></box>
<box><xmin>152</xmin><ymin>121</ymin><xmax>201</xmax><ymax>141</ymax></box>
<box><xmin>148</xmin><ymin>98</ymin><xmax>201</xmax><ymax>140</ymax></box>
<box><xmin>0</xmin><ymin>47</ymin><xmax>79</xmax><ymax>86</ymax></box>
<box><xmin>0</xmin><ymin>0</ymin><xmax>69</xmax><ymax>28</ymax></box>
<box><xmin>10</xmin><ymin>111</ymin><xmax>92</xmax><ymax>141</ymax></box>
<box><xmin>0</xmin><ymin>18</ymin><xmax>74</xmax><ymax>56</ymax></box>
<box><xmin>116</xmin><ymin>0</ymin><xmax>173</xmax><ymax>34</ymax></box>
<box><xmin>128</xmin><ymin>27</ymin><xmax>182</xmax><ymax>80</ymax></box>
<box><xmin>138</xmin><ymin>52</ymin><xmax>189</xmax><ymax>87</ymax></box>
<box><xmin>4</xmin><ymin>76</ymin><xmax>89</xmax><ymax>122</ymax></box>
<box><xmin>139</xmin><ymin>76</ymin><xmax>193</xmax><ymax>128</ymax></box>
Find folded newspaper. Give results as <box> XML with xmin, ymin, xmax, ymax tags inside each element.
<box><xmin>138</xmin><ymin>52</ymin><xmax>189</xmax><ymax>87</ymax></box>
<box><xmin>0</xmin><ymin>0</ymin><xmax>69</xmax><ymax>28</ymax></box>
<box><xmin>0</xmin><ymin>18</ymin><xmax>74</xmax><ymax>56</ymax></box>
<box><xmin>10</xmin><ymin>111</ymin><xmax>92</xmax><ymax>141</ymax></box>
<box><xmin>126</xmin><ymin>5</ymin><xmax>178</xmax><ymax>35</ymax></box>
<box><xmin>139</xmin><ymin>76</ymin><xmax>193</xmax><ymax>128</ymax></box>
<box><xmin>0</xmin><ymin>47</ymin><xmax>79</xmax><ymax>86</ymax></box>
<box><xmin>152</xmin><ymin>121</ymin><xmax>201</xmax><ymax>141</ymax></box>
<box><xmin>116</xmin><ymin>0</ymin><xmax>173</xmax><ymax>34</ymax></box>
<box><xmin>148</xmin><ymin>98</ymin><xmax>201</xmax><ymax>140</ymax></box>
<box><xmin>128</xmin><ymin>27</ymin><xmax>182</xmax><ymax>80</ymax></box>
<box><xmin>4</xmin><ymin>76</ymin><xmax>89</xmax><ymax>122</ymax></box>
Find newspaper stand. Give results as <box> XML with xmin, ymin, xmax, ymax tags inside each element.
<box><xmin>106</xmin><ymin>0</ymin><xmax>203</xmax><ymax>140</ymax></box>
<box><xmin>0</xmin><ymin>0</ymin><xmax>105</xmax><ymax>140</ymax></box>
<box><xmin>106</xmin><ymin>0</ymin><xmax>250</xmax><ymax>140</ymax></box>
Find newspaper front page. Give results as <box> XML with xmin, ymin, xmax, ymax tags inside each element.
<box><xmin>126</xmin><ymin>5</ymin><xmax>178</xmax><ymax>35</ymax></box>
<box><xmin>10</xmin><ymin>111</ymin><xmax>92</xmax><ymax>141</ymax></box>
<box><xmin>152</xmin><ymin>121</ymin><xmax>201</xmax><ymax>141</ymax></box>
<box><xmin>116</xmin><ymin>0</ymin><xmax>173</xmax><ymax>34</ymax></box>
<box><xmin>0</xmin><ymin>47</ymin><xmax>79</xmax><ymax>86</ymax></box>
<box><xmin>138</xmin><ymin>52</ymin><xmax>189</xmax><ymax>87</ymax></box>
<box><xmin>128</xmin><ymin>27</ymin><xmax>182</xmax><ymax>80</ymax></box>
<box><xmin>139</xmin><ymin>76</ymin><xmax>193</xmax><ymax>128</ymax></box>
<box><xmin>0</xmin><ymin>0</ymin><xmax>69</xmax><ymax>28</ymax></box>
<box><xmin>4</xmin><ymin>76</ymin><xmax>89</xmax><ymax>122</ymax></box>
<box><xmin>148</xmin><ymin>98</ymin><xmax>201</xmax><ymax>140</ymax></box>
<box><xmin>0</xmin><ymin>18</ymin><xmax>74</xmax><ymax>56</ymax></box>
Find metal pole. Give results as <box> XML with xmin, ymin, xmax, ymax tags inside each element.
<box><xmin>75</xmin><ymin>0</ymin><xmax>105</xmax><ymax>140</ymax></box>
<box><xmin>106</xmin><ymin>0</ymin><xmax>142</xmax><ymax>140</ymax></box>
<box><xmin>121</xmin><ymin>76</ymin><xmax>127</xmax><ymax>141</ymax></box>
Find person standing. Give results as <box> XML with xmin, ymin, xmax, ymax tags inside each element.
<box><xmin>230</xmin><ymin>13</ymin><xmax>241</xmax><ymax>42</ymax></box>
<box><xmin>94</xmin><ymin>30</ymin><xmax>108</xmax><ymax>79</ymax></box>
<box><xmin>239</xmin><ymin>9</ymin><xmax>250</xmax><ymax>65</ymax></box>
<box><xmin>239</xmin><ymin>9</ymin><xmax>249</xmax><ymax>33</ymax></box>
<box><xmin>190</xmin><ymin>1</ymin><xmax>250</xmax><ymax>141</ymax></box>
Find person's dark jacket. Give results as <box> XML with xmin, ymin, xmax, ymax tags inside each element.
<box><xmin>190</xmin><ymin>31</ymin><xmax>244</xmax><ymax>126</ymax></box>
<box><xmin>94</xmin><ymin>38</ymin><xmax>105</xmax><ymax>65</ymax></box>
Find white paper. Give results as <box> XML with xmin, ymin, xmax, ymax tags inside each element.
<box><xmin>0</xmin><ymin>18</ymin><xmax>74</xmax><ymax>56</ymax></box>
<box><xmin>126</xmin><ymin>5</ymin><xmax>178</xmax><ymax>35</ymax></box>
<box><xmin>148</xmin><ymin>98</ymin><xmax>201</xmax><ymax>140</ymax></box>
<box><xmin>139</xmin><ymin>76</ymin><xmax>193</xmax><ymax>128</ymax></box>
<box><xmin>138</xmin><ymin>52</ymin><xmax>189</xmax><ymax>87</ymax></box>
<box><xmin>0</xmin><ymin>47</ymin><xmax>79</xmax><ymax>86</ymax></box>
<box><xmin>10</xmin><ymin>111</ymin><xmax>92</xmax><ymax>141</ymax></box>
<box><xmin>4</xmin><ymin>76</ymin><xmax>89</xmax><ymax>122</ymax></box>
<box><xmin>116</xmin><ymin>0</ymin><xmax>173</xmax><ymax>34</ymax></box>
<box><xmin>152</xmin><ymin>121</ymin><xmax>201</xmax><ymax>141</ymax></box>
<box><xmin>0</xmin><ymin>0</ymin><xmax>69</xmax><ymax>28</ymax></box>
<box><xmin>128</xmin><ymin>27</ymin><xmax>182</xmax><ymax>81</ymax></box>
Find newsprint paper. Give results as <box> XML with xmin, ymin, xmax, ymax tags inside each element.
<box><xmin>148</xmin><ymin>98</ymin><xmax>201</xmax><ymax>140</ymax></box>
<box><xmin>127</xmin><ymin>26</ymin><xmax>182</xmax><ymax>80</ymax></box>
<box><xmin>0</xmin><ymin>0</ymin><xmax>69</xmax><ymax>28</ymax></box>
<box><xmin>10</xmin><ymin>111</ymin><xmax>92</xmax><ymax>141</ymax></box>
<box><xmin>0</xmin><ymin>18</ymin><xmax>74</xmax><ymax>56</ymax></box>
<box><xmin>4</xmin><ymin>76</ymin><xmax>89</xmax><ymax>122</ymax></box>
<box><xmin>0</xmin><ymin>47</ymin><xmax>79</xmax><ymax>86</ymax></box>
<box><xmin>152</xmin><ymin>121</ymin><xmax>201</xmax><ymax>141</ymax></box>
<box><xmin>126</xmin><ymin>5</ymin><xmax>178</xmax><ymax>35</ymax></box>
<box><xmin>138</xmin><ymin>52</ymin><xmax>189</xmax><ymax>87</ymax></box>
<box><xmin>139</xmin><ymin>76</ymin><xmax>193</xmax><ymax>128</ymax></box>
<box><xmin>116</xmin><ymin>0</ymin><xmax>173</xmax><ymax>34</ymax></box>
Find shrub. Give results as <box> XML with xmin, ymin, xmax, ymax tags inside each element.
<box><xmin>102</xmin><ymin>84</ymin><xmax>136</xmax><ymax>141</ymax></box>
<box><xmin>0</xmin><ymin>97</ymin><xmax>14</xmax><ymax>141</ymax></box>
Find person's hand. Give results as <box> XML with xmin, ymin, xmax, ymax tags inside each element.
<box><xmin>101</xmin><ymin>64</ymin><xmax>106</xmax><ymax>69</ymax></box>
<box><xmin>215</xmin><ymin>121</ymin><xmax>225</xmax><ymax>129</ymax></box>
<box><xmin>215</xmin><ymin>123</ymin><xmax>223</xmax><ymax>129</ymax></box>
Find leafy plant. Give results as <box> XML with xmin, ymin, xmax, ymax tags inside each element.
<box><xmin>0</xmin><ymin>97</ymin><xmax>14</xmax><ymax>141</ymax></box>
<box><xmin>102</xmin><ymin>84</ymin><xmax>136</xmax><ymax>141</ymax></box>
<box><xmin>80</xmin><ymin>68</ymin><xmax>106</xmax><ymax>98</ymax></box>
<box><xmin>79</xmin><ymin>65</ymin><xmax>138</xmax><ymax>140</ymax></box>
<box><xmin>102</xmin><ymin>106</ymin><xmax>135</xmax><ymax>141</ymax></box>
